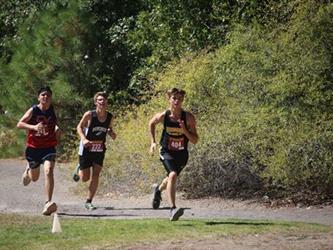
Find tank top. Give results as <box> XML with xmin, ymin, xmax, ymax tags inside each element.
<box><xmin>79</xmin><ymin>110</ymin><xmax>112</xmax><ymax>154</ymax></box>
<box><xmin>26</xmin><ymin>105</ymin><xmax>57</xmax><ymax>148</ymax></box>
<box><xmin>160</xmin><ymin>110</ymin><xmax>188</xmax><ymax>152</ymax></box>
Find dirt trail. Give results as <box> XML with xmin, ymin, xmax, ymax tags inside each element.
<box><xmin>1</xmin><ymin>158</ymin><xmax>332</xmax><ymax>226</ymax></box>
<box><xmin>1</xmin><ymin>158</ymin><xmax>333</xmax><ymax>249</ymax></box>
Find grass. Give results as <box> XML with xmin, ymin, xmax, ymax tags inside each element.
<box><xmin>0</xmin><ymin>213</ymin><xmax>331</xmax><ymax>249</ymax></box>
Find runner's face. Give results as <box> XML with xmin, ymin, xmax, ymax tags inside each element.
<box><xmin>169</xmin><ymin>93</ymin><xmax>184</xmax><ymax>109</ymax></box>
<box><xmin>38</xmin><ymin>91</ymin><xmax>52</xmax><ymax>105</ymax></box>
<box><xmin>95</xmin><ymin>96</ymin><xmax>108</xmax><ymax>109</ymax></box>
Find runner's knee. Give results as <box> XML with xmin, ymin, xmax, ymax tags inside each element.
<box><xmin>44</xmin><ymin>167</ymin><xmax>54</xmax><ymax>179</ymax></box>
<box><xmin>168</xmin><ymin>171</ymin><xmax>177</xmax><ymax>181</ymax></box>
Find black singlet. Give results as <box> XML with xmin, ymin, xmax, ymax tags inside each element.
<box><xmin>160</xmin><ymin>110</ymin><xmax>188</xmax><ymax>153</ymax></box>
<box><xmin>80</xmin><ymin>110</ymin><xmax>112</xmax><ymax>154</ymax></box>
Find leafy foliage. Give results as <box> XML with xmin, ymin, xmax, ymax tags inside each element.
<box><xmin>102</xmin><ymin>0</ymin><xmax>333</xmax><ymax>200</ymax></box>
<box><xmin>0</xmin><ymin>0</ymin><xmax>332</xmax><ymax>200</ymax></box>
<box><xmin>0</xmin><ymin>0</ymin><xmax>51</xmax><ymax>62</ymax></box>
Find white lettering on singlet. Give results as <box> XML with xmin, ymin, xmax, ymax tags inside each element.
<box><xmin>92</xmin><ymin>127</ymin><xmax>107</xmax><ymax>133</ymax></box>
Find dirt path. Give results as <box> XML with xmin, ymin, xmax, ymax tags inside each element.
<box><xmin>0</xmin><ymin>158</ymin><xmax>333</xmax><ymax>225</ymax></box>
<box><xmin>1</xmin><ymin>158</ymin><xmax>333</xmax><ymax>249</ymax></box>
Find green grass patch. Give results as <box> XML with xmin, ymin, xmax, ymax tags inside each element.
<box><xmin>0</xmin><ymin>213</ymin><xmax>331</xmax><ymax>249</ymax></box>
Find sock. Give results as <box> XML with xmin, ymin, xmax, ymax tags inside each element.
<box><xmin>86</xmin><ymin>199</ymin><xmax>92</xmax><ymax>204</ymax></box>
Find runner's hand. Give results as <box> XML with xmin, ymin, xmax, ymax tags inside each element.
<box><xmin>83</xmin><ymin>138</ymin><xmax>92</xmax><ymax>148</ymax></box>
<box><xmin>34</xmin><ymin>122</ymin><xmax>45</xmax><ymax>133</ymax></box>
<box><xmin>149</xmin><ymin>142</ymin><xmax>157</xmax><ymax>155</ymax></box>
<box><xmin>108</xmin><ymin>129</ymin><xmax>117</xmax><ymax>140</ymax></box>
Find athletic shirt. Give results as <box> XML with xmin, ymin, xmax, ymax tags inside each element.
<box><xmin>79</xmin><ymin>110</ymin><xmax>112</xmax><ymax>154</ymax></box>
<box><xmin>160</xmin><ymin>110</ymin><xmax>189</xmax><ymax>152</ymax></box>
<box><xmin>27</xmin><ymin>105</ymin><xmax>57</xmax><ymax>148</ymax></box>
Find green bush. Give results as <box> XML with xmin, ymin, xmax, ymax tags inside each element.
<box><xmin>102</xmin><ymin>0</ymin><xmax>333</xmax><ymax>200</ymax></box>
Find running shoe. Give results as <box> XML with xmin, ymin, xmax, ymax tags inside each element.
<box><xmin>72</xmin><ymin>164</ymin><xmax>80</xmax><ymax>182</ymax></box>
<box><xmin>85</xmin><ymin>202</ymin><xmax>97</xmax><ymax>211</ymax></box>
<box><xmin>42</xmin><ymin>201</ymin><xmax>57</xmax><ymax>216</ymax></box>
<box><xmin>22</xmin><ymin>167</ymin><xmax>31</xmax><ymax>186</ymax></box>
<box><xmin>170</xmin><ymin>207</ymin><xmax>184</xmax><ymax>221</ymax></box>
<box><xmin>151</xmin><ymin>183</ymin><xmax>162</xmax><ymax>209</ymax></box>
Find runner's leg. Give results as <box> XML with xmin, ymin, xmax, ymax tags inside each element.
<box><xmin>167</xmin><ymin>171</ymin><xmax>177</xmax><ymax>208</ymax></box>
<box><xmin>30</xmin><ymin>166</ymin><xmax>40</xmax><ymax>182</ymax></box>
<box><xmin>25</xmin><ymin>147</ymin><xmax>41</xmax><ymax>182</ymax></box>
<box><xmin>87</xmin><ymin>163</ymin><xmax>102</xmax><ymax>201</ymax></box>
<box><xmin>42</xmin><ymin>160</ymin><xmax>57</xmax><ymax>216</ymax></box>
<box><xmin>79</xmin><ymin>167</ymin><xmax>91</xmax><ymax>182</ymax></box>
<box><xmin>43</xmin><ymin>160</ymin><xmax>55</xmax><ymax>202</ymax></box>
<box><xmin>159</xmin><ymin>177</ymin><xmax>168</xmax><ymax>191</ymax></box>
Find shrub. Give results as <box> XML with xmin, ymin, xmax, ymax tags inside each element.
<box><xmin>102</xmin><ymin>0</ymin><xmax>333</xmax><ymax>200</ymax></box>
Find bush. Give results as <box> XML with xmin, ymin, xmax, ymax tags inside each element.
<box><xmin>102</xmin><ymin>0</ymin><xmax>333</xmax><ymax>200</ymax></box>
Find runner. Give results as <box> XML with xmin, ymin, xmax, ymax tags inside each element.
<box><xmin>74</xmin><ymin>91</ymin><xmax>116</xmax><ymax>210</ymax></box>
<box><xmin>17</xmin><ymin>86</ymin><xmax>60</xmax><ymax>216</ymax></box>
<box><xmin>149</xmin><ymin>87</ymin><xmax>198</xmax><ymax>221</ymax></box>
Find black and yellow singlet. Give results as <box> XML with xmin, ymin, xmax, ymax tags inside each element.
<box><xmin>160</xmin><ymin>110</ymin><xmax>188</xmax><ymax>153</ymax></box>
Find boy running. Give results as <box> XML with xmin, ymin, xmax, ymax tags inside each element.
<box><xmin>149</xmin><ymin>87</ymin><xmax>198</xmax><ymax>221</ymax></box>
<box><xmin>74</xmin><ymin>92</ymin><xmax>116</xmax><ymax>210</ymax></box>
<box><xmin>17</xmin><ymin>86</ymin><xmax>60</xmax><ymax>215</ymax></box>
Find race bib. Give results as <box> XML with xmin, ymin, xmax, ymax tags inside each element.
<box><xmin>168</xmin><ymin>137</ymin><xmax>185</xmax><ymax>151</ymax></box>
<box><xmin>35</xmin><ymin>126</ymin><xmax>49</xmax><ymax>137</ymax></box>
<box><xmin>89</xmin><ymin>141</ymin><xmax>104</xmax><ymax>152</ymax></box>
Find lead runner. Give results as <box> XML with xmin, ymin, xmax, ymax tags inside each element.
<box><xmin>149</xmin><ymin>87</ymin><xmax>199</xmax><ymax>221</ymax></box>
<box><xmin>17</xmin><ymin>86</ymin><xmax>60</xmax><ymax>216</ymax></box>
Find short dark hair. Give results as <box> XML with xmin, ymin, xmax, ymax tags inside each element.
<box><xmin>166</xmin><ymin>87</ymin><xmax>186</xmax><ymax>98</ymax></box>
<box><xmin>93</xmin><ymin>91</ymin><xmax>108</xmax><ymax>102</ymax></box>
<box><xmin>37</xmin><ymin>86</ymin><xmax>52</xmax><ymax>96</ymax></box>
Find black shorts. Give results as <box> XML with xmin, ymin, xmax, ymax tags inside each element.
<box><xmin>79</xmin><ymin>152</ymin><xmax>105</xmax><ymax>170</ymax></box>
<box><xmin>25</xmin><ymin>147</ymin><xmax>56</xmax><ymax>169</ymax></box>
<box><xmin>160</xmin><ymin>150</ymin><xmax>189</xmax><ymax>176</ymax></box>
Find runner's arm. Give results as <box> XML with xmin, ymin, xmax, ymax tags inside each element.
<box><xmin>148</xmin><ymin>111</ymin><xmax>165</xmax><ymax>154</ymax></box>
<box><xmin>107</xmin><ymin>116</ymin><xmax>116</xmax><ymax>140</ymax></box>
<box><xmin>181</xmin><ymin>112</ymin><xmax>198</xmax><ymax>144</ymax></box>
<box><xmin>17</xmin><ymin>108</ymin><xmax>42</xmax><ymax>132</ymax></box>
<box><xmin>77</xmin><ymin>111</ymin><xmax>92</xmax><ymax>147</ymax></box>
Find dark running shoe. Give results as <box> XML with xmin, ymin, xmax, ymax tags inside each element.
<box><xmin>170</xmin><ymin>207</ymin><xmax>184</xmax><ymax>221</ymax></box>
<box><xmin>152</xmin><ymin>183</ymin><xmax>162</xmax><ymax>209</ymax></box>
<box><xmin>72</xmin><ymin>164</ymin><xmax>80</xmax><ymax>182</ymax></box>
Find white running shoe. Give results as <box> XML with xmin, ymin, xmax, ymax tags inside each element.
<box><xmin>170</xmin><ymin>207</ymin><xmax>184</xmax><ymax>221</ymax></box>
<box><xmin>42</xmin><ymin>201</ymin><xmax>57</xmax><ymax>216</ymax></box>
<box><xmin>85</xmin><ymin>202</ymin><xmax>97</xmax><ymax>211</ymax></box>
<box><xmin>22</xmin><ymin>168</ymin><xmax>31</xmax><ymax>186</ymax></box>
